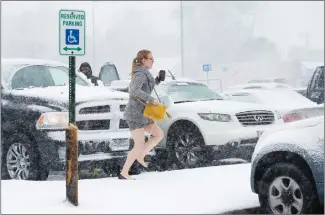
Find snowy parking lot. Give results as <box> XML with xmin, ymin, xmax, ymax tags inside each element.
<box><xmin>2</xmin><ymin>163</ymin><xmax>260</xmax><ymax>214</ymax></box>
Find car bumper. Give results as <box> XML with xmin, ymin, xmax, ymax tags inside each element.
<box><xmin>35</xmin><ymin>130</ymin><xmax>155</xmax><ymax>171</ymax></box>
<box><xmin>199</xmin><ymin>120</ymin><xmax>281</xmax><ymax>147</ymax></box>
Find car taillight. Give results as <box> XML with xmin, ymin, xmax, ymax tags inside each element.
<box><xmin>283</xmin><ymin>113</ymin><xmax>304</xmax><ymax>123</ymax></box>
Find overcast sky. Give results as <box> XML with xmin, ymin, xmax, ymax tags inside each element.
<box><xmin>2</xmin><ymin>1</ymin><xmax>324</xmax><ymax>80</ymax></box>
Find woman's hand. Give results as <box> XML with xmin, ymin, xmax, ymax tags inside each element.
<box><xmin>151</xmin><ymin>99</ymin><xmax>160</xmax><ymax>105</ymax></box>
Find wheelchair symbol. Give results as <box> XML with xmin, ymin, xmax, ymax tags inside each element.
<box><xmin>68</xmin><ymin>30</ymin><xmax>77</xmax><ymax>43</ymax></box>
<box><xmin>65</xmin><ymin>29</ymin><xmax>79</xmax><ymax>45</ymax></box>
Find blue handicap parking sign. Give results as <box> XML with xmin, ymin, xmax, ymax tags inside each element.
<box><xmin>203</xmin><ymin>64</ymin><xmax>212</xmax><ymax>72</ymax></box>
<box><xmin>65</xmin><ymin>29</ymin><xmax>80</xmax><ymax>45</ymax></box>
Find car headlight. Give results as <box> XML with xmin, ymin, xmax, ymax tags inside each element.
<box><xmin>36</xmin><ymin>112</ymin><xmax>69</xmax><ymax>130</ymax></box>
<box><xmin>198</xmin><ymin>113</ymin><xmax>232</xmax><ymax>122</ymax></box>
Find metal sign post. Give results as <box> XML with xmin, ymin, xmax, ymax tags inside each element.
<box><xmin>203</xmin><ymin>64</ymin><xmax>212</xmax><ymax>86</ymax></box>
<box><xmin>59</xmin><ymin>9</ymin><xmax>86</xmax><ymax>206</ymax></box>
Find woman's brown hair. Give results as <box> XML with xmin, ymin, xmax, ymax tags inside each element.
<box><xmin>131</xmin><ymin>49</ymin><xmax>152</xmax><ymax>79</ymax></box>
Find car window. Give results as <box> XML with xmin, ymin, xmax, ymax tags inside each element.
<box><xmin>274</xmin><ymin>79</ymin><xmax>287</xmax><ymax>84</ymax></box>
<box><xmin>99</xmin><ymin>64</ymin><xmax>120</xmax><ymax>86</ymax></box>
<box><xmin>316</xmin><ymin>68</ymin><xmax>324</xmax><ymax>89</ymax></box>
<box><xmin>310</xmin><ymin>68</ymin><xmax>321</xmax><ymax>90</ymax></box>
<box><xmin>165</xmin><ymin>82</ymin><xmax>223</xmax><ymax>102</ymax></box>
<box><xmin>11</xmin><ymin>65</ymin><xmax>89</xmax><ymax>89</ymax></box>
<box><xmin>243</xmin><ymin>86</ymin><xmax>262</xmax><ymax>89</ymax></box>
<box><xmin>11</xmin><ymin>65</ymin><xmax>54</xmax><ymax>89</ymax></box>
<box><xmin>48</xmin><ymin>66</ymin><xmax>89</xmax><ymax>86</ymax></box>
<box><xmin>276</xmin><ymin>84</ymin><xmax>289</xmax><ymax>88</ymax></box>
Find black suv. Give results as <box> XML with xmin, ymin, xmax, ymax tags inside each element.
<box><xmin>1</xmin><ymin>58</ymin><xmax>148</xmax><ymax>181</ymax></box>
<box><xmin>306</xmin><ymin>66</ymin><xmax>324</xmax><ymax>104</ymax></box>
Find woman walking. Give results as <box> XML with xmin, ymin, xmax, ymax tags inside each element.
<box><xmin>119</xmin><ymin>49</ymin><xmax>165</xmax><ymax>180</ymax></box>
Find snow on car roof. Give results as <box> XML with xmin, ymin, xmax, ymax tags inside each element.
<box><xmin>9</xmin><ymin>85</ymin><xmax>129</xmax><ymax>104</ymax></box>
<box><xmin>225</xmin><ymin>88</ymin><xmax>316</xmax><ymax>108</ymax></box>
<box><xmin>2</xmin><ymin>58</ymin><xmax>67</xmax><ymax>67</ymax></box>
<box><xmin>1</xmin><ymin>58</ymin><xmax>96</xmax><ymax>89</ymax></box>
<box><xmin>226</xmin><ymin>82</ymin><xmax>291</xmax><ymax>90</ymax></box>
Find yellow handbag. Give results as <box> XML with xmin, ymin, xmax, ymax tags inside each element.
<box><xmin>131</xmin><ymin>89</ymin><xmax>172</xmax><ymax>122</ymax></box>
<box><xmin>130</xmin><ymin>73</ymin><xmax>172</xmax><ymax>121</ymax></box>
<box><xmin>143</xmin><ymin>102</ymin><xmax>168</xmax><ymax>121</ymax></box>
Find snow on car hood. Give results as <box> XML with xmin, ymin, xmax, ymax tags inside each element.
<box><xmin>172</xmin><ymin>100</ymin><xmax>275</xmax><ymax>115</ymax></box>
<box><xmin>258</xmin><ymin>116</ymin><xmax>324</xmax><ymax>142</ymax></box>
<box><xmin>252</xmin><ymin>116</ymin><xmax>324</xmax><ymax>162</ymax></box>
<box><xmin>268</xmin><ymin>103</ymin><xmax>318</xmax><ymax>116</ymax></box>
<box><xmin>9</xmin><ymin>85</ymin><xmax>129</xmax><ymax>103</ymax></box>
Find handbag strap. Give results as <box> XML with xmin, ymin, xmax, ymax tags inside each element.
<box><xmin>144</xmin><ymin>72</ymin><xmax>162</xmax><ymax>103</ymax></box>
<box><xmin>130</xmin><ymin>71</ymin><xmax>162</xmax><ymax>105</ymax></box>
<box><xmin>129</xmin><ymin>72</ymin><xmax>172</xmax><ymax>119</ymax></box>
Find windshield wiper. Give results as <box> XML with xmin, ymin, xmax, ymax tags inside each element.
<box><xmin>174</xmin><ymin>100</ymin><xmax>196</xmax><ymax>104</ymax></box>
<box><xmin>199</xmin><ymin>98</ymin><xmax>223</xmax><ymax>101</ymax></box>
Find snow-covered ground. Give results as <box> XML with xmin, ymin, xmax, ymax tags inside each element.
<box><xmin>2</xmin><ymin>163</ymin><xmax>259</xmax><ymax>214</ymax></box>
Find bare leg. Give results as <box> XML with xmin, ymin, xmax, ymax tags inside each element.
<box><xmin>137</xmin><ymin>123</ymin><xmax>164</xmax><ymax>167</ymax></box>
<box><xmin>120</xmin><ymin>128</ymin><xmax>145</xmax><ymax>179</ymax></box>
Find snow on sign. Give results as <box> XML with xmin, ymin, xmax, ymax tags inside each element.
<box><xmin>59</xmin><ymin>9</ymin><xmax>86</xmax><ymax>56</ymax></box>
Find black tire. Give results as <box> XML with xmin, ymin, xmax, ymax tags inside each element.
<box><xmin>258</xmin><ymin>162</ymin><xmax>319</xmax><ymax>214</ymax></box>
<box><xmin>2</xmin><ymin>134</ymin><xmax>49</xmax><ymax>181</ymax></box>
<box><xmin>167</xmin><ymin>121</ymin><xmax>206</xmax><ymax>169</ymax></box>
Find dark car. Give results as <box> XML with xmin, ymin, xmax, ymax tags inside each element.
<box><xmin>1</xmin><ymin>58</ymin><xmax>150</xmax><ymax>181</ymax></box>
<box><xmin>251</xmin><ymin>117</ymin><xmax>324</xmax><ymax>214</ymax></box>
<box><xmin>99</xmin><ymin>62</ymin><xmax>121</xmax><ymax>86</ymax></box>
<box><xmin>306</xmin><ymin>66</ymin><xmax>324</xmax><ymax>104</ymax></box>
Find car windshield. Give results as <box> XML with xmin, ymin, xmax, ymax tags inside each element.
<box><xmin>163</xmin><ymin>82</ymin><xmax>223</xmax><ymax>103</ymax></box>
<box><xmin>4</xmin><ymin>65</ymin><xmax>90</xmax><ymax>90</ymax></box>
<box><xmin>248</xmin><ymin>79</ymin><xmax>288</xmax><ymax>84</ymax></box>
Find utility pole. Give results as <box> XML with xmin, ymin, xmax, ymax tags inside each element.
<box><xmin>180</xmin><ymin>0</ymin><xmax>184</xmax><ymax>77</ymax></box>
<box><xmin>92</xmin><ymin>1</ymin><xmax>95</xmax><ymax>72</ymax></box>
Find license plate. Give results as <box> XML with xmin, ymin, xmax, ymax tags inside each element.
<box><xmin>257</xmin><ymin>131</ymin><xmax>264</xmax><ymax>137</ymax></box>
<box><xmin>110</xmin><ymin>139</ymin><xmax>130</xmax><ymax>151</ymax></box>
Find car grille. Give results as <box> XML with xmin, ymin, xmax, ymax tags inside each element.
<box><xmin>79</xmin><ymin>105</ymin><xmax>110</xmax><ymax>114</ymax></box>
<box><xmin>77</xmin><ymin>120</ymin><xmax>110</xmax><ymax>130</ymax></box>
<box><xmin>236</xmin><ymin>111</ymin><xmax>275</xmax><ymax>126</ymax></box>
<box><xmin>76</xmin><ymin>100</ymin><xmax>127</xmax><ymax>131</ymax></box>
<box><xmin>119</xmin><ymin>119</ymin><xmax>129</xmax><ymax>129</ymax></box>
<box><xmin>120</xmin><ymin>105</ymin><xmax>126</xmax><ymax>112</ymax></box>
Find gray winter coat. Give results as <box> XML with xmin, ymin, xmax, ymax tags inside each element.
<box><xmin>123</xmin><ymin>65</ymin><xmax>156</xmax><ymax>125</ymax></box>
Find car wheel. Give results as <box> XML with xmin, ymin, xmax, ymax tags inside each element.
<box><xmin>3</xmin><ymin>135</ymin><xmax>49</xmax><ymax>181</ymax></box>
<box><xmin>167</xmin><ymin>122</ymin><xmax>206</xmax><ymax>169</ymax></box>
<box><xmin>259</xmin><ymin>162</ymin><xmax>319</xmax><ymax>214</ymax></box>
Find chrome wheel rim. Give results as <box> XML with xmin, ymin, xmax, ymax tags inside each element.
<box><xmin>6</xmin><ymin>143</ymin><xmax>31</xmax><ymax>180</ymax></box>
<box><xmin>175</xmin><ymin>132</ymin><xmax>201</xmax><ymax>167</ymax></box>
<box><xmin>268</xmin><ymin>176</ymin><xmax>303</xmax><ymax>214</ymax></box>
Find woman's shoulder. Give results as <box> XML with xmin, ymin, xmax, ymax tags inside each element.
<box><xmin>134</xmin><ymin>65</ymin><xmax>147</xmax><ymax>72</ymax></box>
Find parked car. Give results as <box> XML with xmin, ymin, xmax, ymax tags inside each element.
<box><xmin>98</xmin><ymin>62</ymin><xmax>121</xmax><ymax>87</ymax></box>
<box><xmin>226</xmin><ymin>82</ymin><xmax>291</xmax><ymax>91</ymax></box>
<box><xmin>101</xmin><ymin>72</ymin><xmax>285</xmax><ymax>168</ymax></box>
<box><xmin>1</xmin><ymin>58</ymin><xmax>150</xmax><ymax>180</ymax></box>
<box><xmin>306</xmin><ymin>66</ymin><xmax>324</xmax><ymax>104</ymax></box>
<box><xmin>223</xmin><ymin>88</ymin><xmax>318</xmax><ymax>117</ymax></box>
<box><xmin>282</xmin><ymin>104</ymin><xmax>324</xmax><ymax>123</ymax></box>
<box><xmin>292</xmin><ymin>87</ymin><xmax>307</xmax><ymax>98</ymax></box>
<box><xmin>250</xmin><ymin>116</ymin><xmax>324</xmax><ymax>214</ymax></box>
<box><xmin>248</xmin><ymin>78</ymin><xmax>288</xmax><ymax>85</ymax></box>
